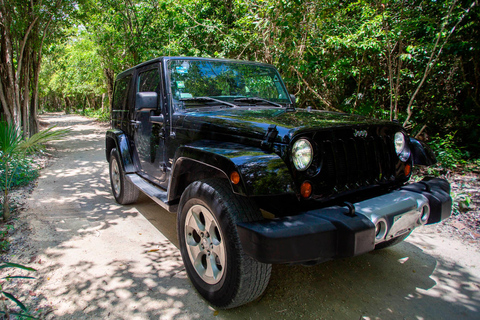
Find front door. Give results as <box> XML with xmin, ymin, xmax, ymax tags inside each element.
<box><xmin>133</xmin><ymin>65</ymin><xmax>167</xmax><ymax>184</ymax></box>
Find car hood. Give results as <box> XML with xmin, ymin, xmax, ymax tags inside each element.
<box><xmin>180</xmin><ymin>107</ymin><xmax>396</xmax><ymax>144</ymax></box>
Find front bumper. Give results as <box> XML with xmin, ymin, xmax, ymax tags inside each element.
<box><xmin>237</xmin><ymin>178</ymin><xmax>451</xmax><ymax>264</ymax></box>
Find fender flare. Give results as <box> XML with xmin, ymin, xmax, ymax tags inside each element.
<box><xmin>105</xmin><ymin>129</ymin><xmax>136</xmax><ymax>173</ymax></box>
<box><xmin>409</xmin><ymin>138</ymin><xmax>437</xmax><ymax>166</ymax></box>
<box><xmin>169</xmin><ymin>141</ymin><xmax>295</xmax><ymax>200</ymax></box>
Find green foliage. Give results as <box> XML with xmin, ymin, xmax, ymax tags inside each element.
<box><xmin>0</xmin><ymin>157</ymin><xmax>39</xmax><ymax>191</ymax></box>
<box><xmin>0</xmin><ymin>120</ymin><xmax>70</xmax><ymax>220</ymax></box>
<box><xmin>428</xmin><ymin>132</ymin><xmax>468</xmax><ymax>169</ymax></box>
<box><xmin>0</xmin><ymin>225</ymin><xmax>13</xmax><ymax>253</ymax></box>
<box><xmin>77</xmin><ymin>108</ymin><xmax>110</xmax><ymax>122</ymax></box>
<box><xmin>40</xmin><ymin>27</ymin><xmax>107</xmax><ymax>113</ymax></box>
<box><xmin>451</xmin><ymin>191</ymin><xmax>472</xmax><ymax>216</ymax></box>
<box><xmin>0</xmin><ymin>263</ymin><xmax>37</xmax><ymax>319</ymax></box>
<box><xmin>36</xmin><ymin>0</ymin><xmax>480</xmax><ymax>157</ymax></box>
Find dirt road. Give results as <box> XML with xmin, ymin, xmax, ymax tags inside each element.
<box><xmin>6</xmin><ymin>114</ymin><xmax>480</xmax><ymax>319</ymax></box>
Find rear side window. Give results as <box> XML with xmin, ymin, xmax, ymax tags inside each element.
<box><xmin>113</xmin><ymin>75</ymin><xmax>131</xmax><ymax>110</ymax></box>
<box><xmin>138</xmin><ymin>69</ymin><xmax>160</xmax><ymax>93</ymax></box>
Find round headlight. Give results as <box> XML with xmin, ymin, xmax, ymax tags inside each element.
<box><xmin>394</xmin><ymin>132</ymin><xmax>411</xmax><ymax>162</ymax></box>
<box><xmin>394</xmin><ymin>132</ymin><xmax>406</xmax><ymax>154</ymax></box>
<box><xmin>292</xmin><ymin>139</ymin><xmax>313</xmax><ymax>171</ymax></box>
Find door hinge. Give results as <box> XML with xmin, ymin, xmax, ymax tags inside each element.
<box><xmin>130</xmin><ymin>120</ymin><xmax>141</xmax><ymax>129</ymax></box>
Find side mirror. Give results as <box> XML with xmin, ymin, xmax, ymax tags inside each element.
<box><xmin>135</xmin><ymin>92</ymin><xmax>158</xmax><ymax>110</ymax></box>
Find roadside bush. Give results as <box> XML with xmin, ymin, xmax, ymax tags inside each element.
<box><xmin>451</xmin><ymin>191</ymin><xmax>472</xmax><ymax>216</ymax></box>
<box><xmin>77</xmin><ymin>108</ymin><xmax>110</xmax><ymax>122</ymax></box>
<box><xmin>428</xmin><ymin>132</ymin><xmax>467</xmax><ymax>170</ymax></box>
<box><xmin>1</xmin><ymin>120</ymin><xmax>69</xmax><ymax>221</ymax></box>
<box><xmin>0</xmin><ymin>156</ymin><xmax>39</xmax><ymax>191</ymax></box>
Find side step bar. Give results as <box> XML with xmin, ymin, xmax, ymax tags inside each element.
<box><xmin>125</xmin><ymin>174</ymin><xmax>177</xmax><ymax>212</ymax></box>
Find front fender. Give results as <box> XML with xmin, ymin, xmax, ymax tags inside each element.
<box><xmin>105</xmin><ymin>129</ymin><xmax>136</xmax><ymax>173</ymax></box>
<box><xmin>172</xmin><ymin>140</ymin><xmax>295</xmax><ymax>197</ymax></box>
<box><xmin>409</xmin><ymin>138</ymin><xmax>437</xmax><ymax>166</ymax></box>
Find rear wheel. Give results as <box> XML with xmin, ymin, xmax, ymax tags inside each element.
<box><xmin>177</xmin><ymin>179</ymin><xmax>271</xmax><ymax>309</ymax></box>
<box><xmin>109</xmin><ymin>148</ymin><xmax>139</xmax><ymax>204</ymax></box>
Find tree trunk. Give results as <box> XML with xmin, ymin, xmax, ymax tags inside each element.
<box><xmin>2</xmin><ymin>162</ymin><xmax>11</xmax><ymax>221</ymax></box>
<box><xmin>21</xmin><ymin>49</ymin><xmax>31</xmax><ymax>137</ymax></box>
<box><xmin>29</xmin><ymin>23</ymin><xmax>47</xmax><ymax>136</ymax></box>
<box><xmin>104</xmin><ymin>68</ymin><xmax>115</xmax><ymax>110</ymax></box>
<box><xmin>2</xmin><ymin>190</ymin><xmax>10</xmax><ymax>221</ymax></box>
<box><xmin>0</xmin><ymin>1</ymin><xmax>57</xmax><ymax>133</ymax></box>
<box><xmin>64</xmin><ymin>95</ymin><xmax>71</xmax><ymax>114</ymax></box>
<box><xmin>0</xmin><ymin>78</ymin><xmax>12</xmax><ymax>121</ymax></box>
<box><xmin>30</xmin><ymin>54</ymin><xmax>42</xmax><ymax>135</ymax></box>
<box><xmin>0</xmin><ymin>13</ymin><xmax>21</xmax><ymax>127</ymax></box>
<box><xmin>101</xmin><ymin>93</ymin><xmax>106</xmax><ymax>112</ymax></box>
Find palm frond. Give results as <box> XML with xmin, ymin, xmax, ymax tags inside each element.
<box><xmin>0</xmin><ymin>262</ymin><xmax>37</xmax><ymax>271</ymax></box>
<box><xmin>0</xmin><ymin>120</ymin><xmax>23</xmax><ymax>157</ymax></box>
<box><xmin>19</xmin><ymin>126</ymin><xmax>71</xmax><ymax>154</ymax></box>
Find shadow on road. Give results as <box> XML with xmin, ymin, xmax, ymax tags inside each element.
<box><xmin>135</xmin><ymin>196</ymin><xmax>480</xmax><ymax>320</ymax></box>
<box><xmin>10</xmin><ymin>114</ymin><xmax>478</xmax><ymax>320</ymax></box>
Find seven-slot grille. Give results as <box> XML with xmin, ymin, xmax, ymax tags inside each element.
<box><xmin>311</xmin><ymin>128</ymin><xmax>400</xmax><ymax>198</ymax></box>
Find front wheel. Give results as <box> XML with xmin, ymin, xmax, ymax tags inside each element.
<box><xmin>177</xmin><ymin>179</ymin><xmax>271</xmax><ymax>309</ymax></box>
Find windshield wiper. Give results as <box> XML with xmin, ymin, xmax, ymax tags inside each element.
<box><xmin>233</xmin><ymin>97</ymin><xmax>283</xmax><ymax>108</ymax></box>
<box><xmin>180</xmin><ymin>97</ymin><xmax>237</xmax><ymax>108</ymax></box>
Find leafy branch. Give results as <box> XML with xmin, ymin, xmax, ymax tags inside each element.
<box><xmin>403</xmin><ymin>0</ymin><xmax>477</xmax><ymax>127</ymax></box>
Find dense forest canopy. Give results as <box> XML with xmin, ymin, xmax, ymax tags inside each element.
<box><xmin>1</xmin><ymin>0</ymin><xmax>479</xmax><ymax>156</ymax></box>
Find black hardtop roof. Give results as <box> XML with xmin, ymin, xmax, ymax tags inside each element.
<box><xmin>116</xmin><ymin>56</ymin><xmax>277</xmax><ymax>80</ymax></box>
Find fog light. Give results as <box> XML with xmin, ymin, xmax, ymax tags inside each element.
<box><xmin>418</xmin><ymin>205</ymin><xmax>430</xmax><ymax>225</ymax></box>
<box><xmin>300</xmin><ymin>181</ymin><xmax>312</xmax><ymax>198</ymax></box>
<box><xmin>375</xmin><ymin>219</ymin><xmax>387</xmax><ymax>241</ymax></box>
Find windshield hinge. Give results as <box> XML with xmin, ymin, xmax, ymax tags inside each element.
<box><xmin>261</xmin><ymin>124</ymin><xmax>278</xmax><ymax>150</ymax></box>
<box><xmin>285</xmin><ymin>104</ymin><xmax>295</xmax><ymax>112</ymax></box>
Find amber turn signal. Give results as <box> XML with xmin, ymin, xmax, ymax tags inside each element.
<box><xmin>230</xmin><ymin>171</ymin><xmax>241</xmax><ymax>185</ymax></box>
<box><xmin>300</xmin><ymin>181</ymin><xmax>312</xmax><ymax>198</ymax></box>
<box><xmin>404</xmin><ymin>164</ymin><xmax>411</xmax><ymax>177</ymax></box>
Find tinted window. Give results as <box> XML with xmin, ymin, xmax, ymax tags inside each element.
<box><xmin>138</xmin><ymin>68</ymin><xmax>160</xmax><ymax>92</ymax></box>
<box><xmin>113</xmin><ymin>75</ymin><xmax>131</xmax><ymax>111</ymax></box>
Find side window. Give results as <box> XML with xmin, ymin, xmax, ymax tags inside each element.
<box><xmin>138</xmin><ymin>68</ymin><xmax>160</xmax><ymax>93</ymax></box>
<box><xmin>113</xmin><ymin>75</ymin><xmax>131</xmax><ymax>111</ymax></box>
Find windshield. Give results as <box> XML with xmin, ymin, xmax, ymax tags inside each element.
<box><xmin>167</xmin><ymin>59</ymin><xmax>290</xmax><ymax>108</ymax></box>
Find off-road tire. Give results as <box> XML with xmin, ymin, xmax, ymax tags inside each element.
<box><xmin>109</xmin><ymin>148</ymin><xmax>139</xmax><ymax>205</ymax></box>
<box><xmin>177</xmin><ymin>179</ymin><xmax>272</xmax><ymax>309</ymax></box>
<box><xmin>375</xmin><ymin>232</ymin><xmax>411</xmax><ymax>250</ymax></box>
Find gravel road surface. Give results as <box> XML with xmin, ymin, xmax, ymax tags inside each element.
<box><xmin>5</xmin><ymin>114</ymin><xmax>480</xmax><ymax>319</ymax></box>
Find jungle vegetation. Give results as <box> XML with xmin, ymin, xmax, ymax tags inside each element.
<box><xmin>1</xmin><ymin>0</ymin><xmax>479</xmax><ymax>161</ymax></box>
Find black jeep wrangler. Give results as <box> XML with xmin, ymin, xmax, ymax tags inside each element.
<box><xmin>106</xmin><ymin>57</ymin><xmax>451</xmax><ymax>309</ymax></box>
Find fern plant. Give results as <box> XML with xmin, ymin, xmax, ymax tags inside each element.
<box><xmin>0</xmin><ymin>120</ymin><xmax>69</xmax><ymax>220</ymax></box>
